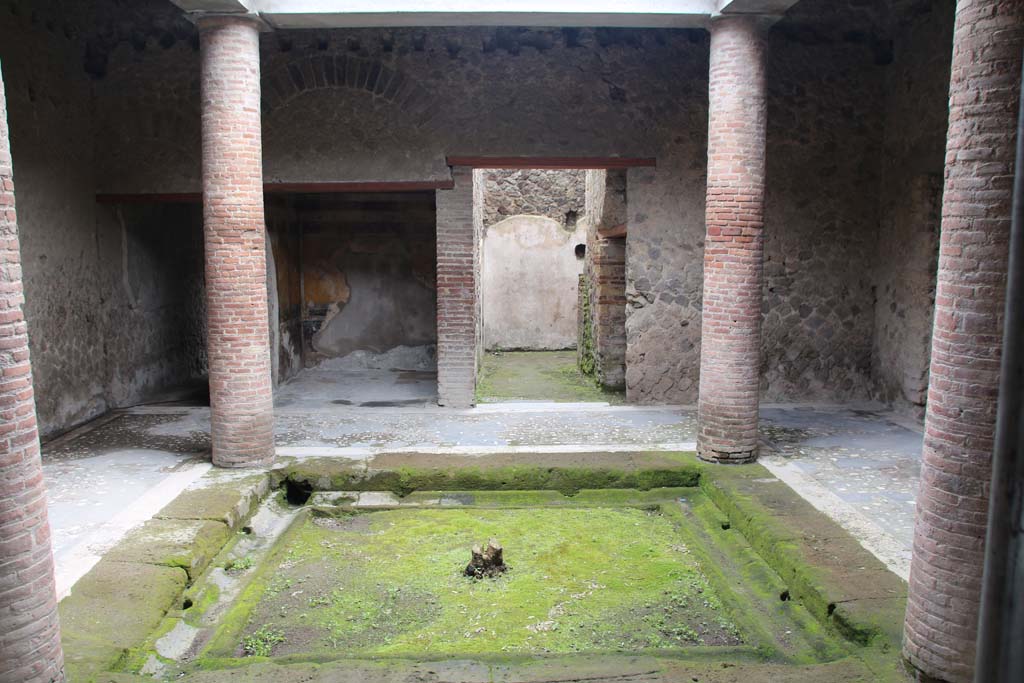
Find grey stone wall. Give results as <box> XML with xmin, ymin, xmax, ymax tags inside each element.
<box><xmin>759</xmin><ymin>0</ymin><xmax>889</xmax><ymax>402</ymax></box>
<box><xmin>871</xmin><ymin>0</ymin><xmax>953</xmax><ymax>418</ymax></box>
<box><xmin>86</xmin><ymin>3</ymin><xmax>934</xmax><ymax>407</ymax></box>
<box><xmin>481</xmin><ymin>169</ymin><xmax>585</xmax><ymax>228</ymax></box>
<box><xmin>1</xmin><ymin>0</ymin><xmax>208</xmax><ymax>437</ymax></box>
<box><xmin>0</xmin><ymin>0</ymin><xmax>959</xmax><ymax>421</ymax></box>
<box><xmin>582</xmin><ymin>170</ymin><xmax>627</xmax><ymax>389</ymax></box>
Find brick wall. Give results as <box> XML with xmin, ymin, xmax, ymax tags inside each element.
<box><xmin>583</xmin><ymin>170</ymin><xmax>627</xmax><ymax>390</ymax></box>
<box><xmin>0</xmin><ymin>61</ymin><xmax>65</xmax><ymax>683</ymax></box>
<box><xmin>436</xmin><ymin>167</ymin><xmax>479</xmax><ymax>407</ymax></box>
<box><xmin>697</xmin><ymin>15</ymin><xmax>767</xmax><ymax>463</ymax></box>
<box><xmin>903</xmin><ymin>1</ymin><xmax>1024</xmax><ymax>680</ymax></box>
<box><xmin>199</xmin><ymin>16</ymin><xmax>275</xmax><ymax>467</ymax></box>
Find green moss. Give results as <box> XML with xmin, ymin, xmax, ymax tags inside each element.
<box><xmin>60</xmin><ymin>561</ymin><xmax>188</xmax><ymax>681</ymax></box>
<box><xmin>203</xmin><ymin>507</ymin><xmax>747</xmax><ymax>660</ymax></box>
<box><xmin>578</xmin><ymin>275</ymin><xmax>597</xmax><ymax>377</ymax></box>
<box><xmin>475</xmin><ymin>351</ymin><xmax>624</xmax><ymax>404</ymax></box>
<box><xmin>282</xmin><ymin>460</ymin><xmax>702</xmax><ymax>498</ymax></box>
<box><xmin>243</xmin><ymin>626</ymin><xmax>287</xmax><ymax>657</ymax></box>
<box><xmin>226</xmin><ymin>556</ymin><xmax>255</xmax><ymax>572</ymax></box>
<box><xmin>183</xmin><ymin>582</ymin><xmax>221</xmax><ymax>626</ymax></box>
<box><xmin>156</xmin><ymin>472</ymin><xmax>268</xmax><ymax>530</ymax></box>
<box><xmin>105</xmin><ymin>518</ymin><xmax>233</xmax><ymax>582</ymax></box>
<box><xmin>698</xmin><ymin>465</ymin><xmax>907</xmax><ymax>654</ymax></box>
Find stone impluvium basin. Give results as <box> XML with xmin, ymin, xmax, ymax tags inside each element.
<box><xmin>62</xmin><ymin>454</ymin><xmax>909</xmax><ymax>682</ymax></box>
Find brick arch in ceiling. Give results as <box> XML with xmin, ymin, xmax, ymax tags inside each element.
<box><xmin>260</xmin><ymin>55</ymin><xmax>441</xmax><ymax>131</ymax></box>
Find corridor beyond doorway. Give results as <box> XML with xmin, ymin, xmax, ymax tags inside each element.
<box><xmin>476</xmin><ymin>351</ymin><xmax>626</xmax><ymax>404</ymax></box>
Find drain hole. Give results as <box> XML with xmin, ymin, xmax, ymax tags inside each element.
<box><xmin>285</xmin><ymin>479</ymin><xmax>313</xmax><ymax>506</ymax></box>
<box><xmin>827</xmin><ymin>603</ymin><xmax>836</xmax><ymax>616</ymax></box>
<box><xmin>780</xmin><ymin>590</ymin><xmax>791</xmax><ymax>602</ymax></box>
<box><xmin>241</xmin><ymin>526</ymin><xmax>253</xmax><ymax>535</ymax></box>
<box><xmin>720</xmin><ymin>521</ymin><xmax>731</xmax><ymax>530</ymax></box>
<box><xmin>182</xmin><ymin>598</ymin><xmax>193</xmax><ymax>610</ymax></box>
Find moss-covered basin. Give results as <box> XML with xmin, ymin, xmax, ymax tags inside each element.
<box><xmin>200</xmin><ymin>490</ymin><xmax>846</xmax><ymax>666</ymax></box>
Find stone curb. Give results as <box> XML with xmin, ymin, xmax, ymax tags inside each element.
<box><xmin>58</xmin><ymin>471</ymin><xmax>271</xmax><ymax>682</ymax></box>
<box><xmin>699</xmin><ymin>462</ymin><xmax>907</xmax><ymax>652</ymax></box>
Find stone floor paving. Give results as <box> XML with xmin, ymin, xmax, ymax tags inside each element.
<box><xmin>41</xmin><ymin>370</ymin><xmax>923</xmax><ymax>599</ymax></box>
<box><xmin>759</xmin><ymin>404</ymin><xmax>923</xmax><ymax>579</ymax></box>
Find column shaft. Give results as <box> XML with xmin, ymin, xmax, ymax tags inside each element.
<box><xmin>436</xmin><ymin>167</ymin><xmax>480</xmax><ymax>408</ymax></box>
<box><xmin>199</xmin><ymin>17</ymin><xmax>275</xmax><ymax>468</ymax></box>
<box><xmin>0</xmin><ymin>62</ymin><xmax>65</xmax><ymax>683</ymax></box>
<box><xmin>904</xmin><ymin>2</ymin><xmax>1024</xmax><ymax>681</ymax></box>
<box><xmin>697</xmin><ymin>16</ymin><xmax>768</xmax><ymax>464</ymax></box>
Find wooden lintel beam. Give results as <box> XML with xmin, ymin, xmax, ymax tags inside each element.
<box><xmin>446</xmin><ymin>156</ymin><xmax>656</xmax><ymax>169</ymax></box>
<box><xmin>598</xmin><ymin>223</ymin><xmax>628</xmax><ymax>239</ymax></box>
<box><xmin>96</xmin><ymin>180</ymin><xmax>455</xmax><ymax>204</ymax></box>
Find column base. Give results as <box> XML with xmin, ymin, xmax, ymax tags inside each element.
<box><xmin>902</xmin><ymin>655</ymin><xmax>954</xmax><ymax>683</ymax></box>
<box><xmin>212</xmin><ymin>452</ymin><xmax>276</xmax><ymax>469</ymax></box>
<box><xmin>697</xmin><ymin>443</ymin><xmax>758</xmax><ymax>464</ymax></box>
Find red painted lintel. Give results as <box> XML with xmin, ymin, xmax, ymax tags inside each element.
<box><xmin>446</xmin><ymin>156</ymin><xmax>657</xmax><ymax>169</ymax></box>
<box><xmin>96</xmin><ymin>180</ymin><xmax>455</xmax><ymax>204</ymax></box>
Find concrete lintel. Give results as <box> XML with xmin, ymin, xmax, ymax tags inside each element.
<box><xmin>169</xmin><ymin>0</ymin><xmax>254</xmax><ymax>13</ymax></box>
<box><xmin>169</xmin><ymin>0</ymin><xmax>275</xmax><ymax>31</ymax></box>
<box><xmin>247</xmin><ymin>1</ymin><xmax>716</xmax><ymax>29</ymax></box>
<box><xmin>715</xmin><ymin>0</ymin><xmax>799</xmax><ymax>17</ymax></box>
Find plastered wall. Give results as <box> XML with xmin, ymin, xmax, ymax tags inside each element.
<box><xmin>1</xmin><ymin>1</ymin><xmax>207</xmax><ymax>437</ymax></box>
<box><xmin>870</xmin><ymin>0</ymin><xmax>953</xmax><ymax>417</ymax></box>
<box><xmin>0</xmin><ymin>0</ymin><xmax>957</xmax><ymax>426</ymax></box>
<box><xmin>482</xmin><ymin>215</ymin><xmax>585</xmax><ymax>350</ymax></box>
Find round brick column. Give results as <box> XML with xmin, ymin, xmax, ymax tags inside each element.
<box><xmin>903</xmin><ymin>2</ymin><xmax>1024</xmax><ymax>681</ymax></box>
<box><xmin>0</xmin><ymin>63</ymin><xmax>65</xmax><ymax>683</ymax></box>
<box><xmin>697</xmin><ymin>15</ymin><xmax>768</xmax><ymax>464</ymax></box>
<box><xmin>199</xmin><ymin>16</ymin><xmax>275</xmax><ymax>468</ymax></box>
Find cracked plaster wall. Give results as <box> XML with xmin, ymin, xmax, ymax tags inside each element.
<box><xmin>3</xmin><ymin>0</ymin><xmax>958</xmax><ymax>423</ymax></box>
<box><xmin>870</xmin><ymin>0</ymin><xmax>952</xmax><ymax>419</ymax></box>
<box><xmin>1</xmin><ymin>0</ymin><xmax>207</xmax><ymax>438</ymax></box>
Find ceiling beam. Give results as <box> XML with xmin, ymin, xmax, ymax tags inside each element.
<box><xmin>176</xmin><ymin>0</ymin><xmax>719</xmax><ymax>29</ymax></box>
<box><xmin>446</xmin><ymin>156</ymin><xmax>656</xmax><ymax>169</ymax></box>
<box><xmin>715</xmin><ymin>0</ymin><xmax>800</xmax><ymax>17</ymax></box>
<box><xmin>168</xmin><ymin>0</ymin><xmax>254</xmax><ymax>14</ymax></box>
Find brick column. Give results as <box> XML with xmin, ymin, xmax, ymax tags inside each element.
<box><xmin>696</xmin><ymin>15</ymin><xmax>767</xmax><ymax>464</ymax></box>
<box><xmin>0</xmin><ymin>63</ymin><xmax>65</xmax><ymax>683</ymax></box>
<box><xmin>199</xmin><ymin>16</ymin><xmax>275</xmax><ymax>468</ymax></box>
<box><xmin>585</xmin><ymin>169</ymin><xmax>628</xmax><ymax>391</ymax></box>
<box><xmin>903</xmin><ymin>2</ymin><xmax>1024</xmax><ymax>681</ymax></box>
<box><xmin>436</xmin><ymin>167</ymin><xmax>480</xmax><ymax>408</ymax></box>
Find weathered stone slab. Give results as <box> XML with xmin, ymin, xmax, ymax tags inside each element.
<box><xmin>60</xmin><ymin>561</ymin><xmax>188</xmax><ymax>682</ymax></box>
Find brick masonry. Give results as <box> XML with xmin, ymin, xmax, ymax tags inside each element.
<box><xmin>903</xmin><ymin>1</ymin><xmax>1024</xmax><ymax>681</ymax></box>
<box><xmin>0</xmin><ymin>62</ymin><xmax>65</xmax><ymax>683</ymax></box>
<box><xmin>436</xmin><ymin>167</ymin><xmax>480</xmax><ymax>408</ymax></box>
<box><xmin>0</xmin><ymin>3</ymin><xmax>989</xmax><ymax>434</ymax></box>
<box><xmin>696</xmin><ymin>16</ymin><xmax>767</xmax><ymax>463</ymax></box>
<box><xmin>199</xmin><ymin>16</ymin><xmax>275</xmax><ymax>468</ymax></box>
<box><xmin>583</xmin><ymin>170</ymin><xmax>627</xmax><ymax>390</ymax></box>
